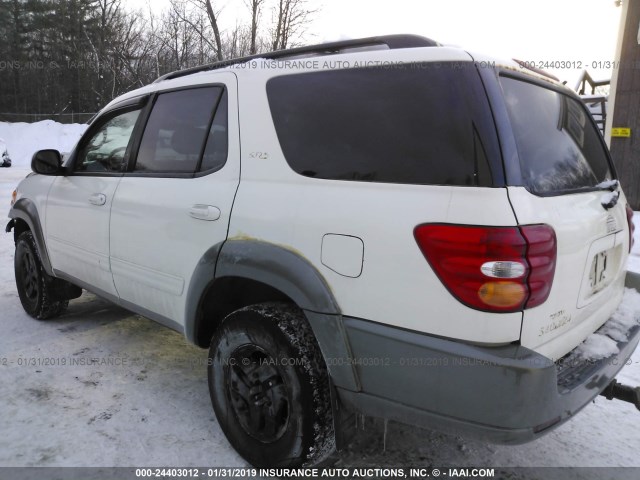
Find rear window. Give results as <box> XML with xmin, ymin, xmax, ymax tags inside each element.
<box><xmin>500</xmin><ymin>76</ymin><xmax>612</xmax><ymax>194</ymax></box>
<box><xmin>266</xmin><ymin>63</ymin><xmax>501</xmax><ymax>186</ymax></box>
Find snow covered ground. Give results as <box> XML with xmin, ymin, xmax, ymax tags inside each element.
<box><xmin>0</xmin><ymin>121</ymin><xmax>87</xmax><ymax>168</ymax></box>
<box><xmin>1</xmin><ymin>121</ymin><xmax>640</xmax><ymax>472</ymax></box>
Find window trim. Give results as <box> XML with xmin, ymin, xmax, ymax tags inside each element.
<box><xmin>125</xmin><ymin>83</ymin><xmax>229</xmax><ymax>178</ymax></box>
<box><xmin>195</xmin><ymin>88</ymin><xmax>227</xmax><ymax>175</ymax></box>
<box><xmin>83</xmin><ymin>93</ymin><xmax>148</xmax><ymax>129</ymax></box>
<box><xmin>65</xmin><ymin>95</ymin><xmax>149</xmax><ymax>177</ymax></box>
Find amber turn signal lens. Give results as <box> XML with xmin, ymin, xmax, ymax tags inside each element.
<box><xmin>478</xmin><ymin>281</ymin><xmax>526</xmax><ymax>308</ymax></box>
<box><xmin>10</xmin><ymin>189</ymin><xmax>17</xmax><ymax>206</ymax></box>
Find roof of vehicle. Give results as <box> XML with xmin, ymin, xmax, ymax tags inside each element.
<box><xmin>101</xmin><ymin>34</ymin><xmax>569</xmax><ymax>113</ymax></box>
<box><xmin>154</xmin><ymin>34</ymin><xmax>440</xmax><ymax>82</ymax></box>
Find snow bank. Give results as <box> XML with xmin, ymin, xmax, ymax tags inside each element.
<box><xmin>0</xmin><ymin>120</ymin><xmax>87</xmax><ymax>167</ymax></box>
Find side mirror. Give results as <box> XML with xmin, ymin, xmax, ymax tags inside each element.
<box><xmin>31</xmin><ymin>149</ymin><xmax>63</xmax><ymax>175</ymax></box>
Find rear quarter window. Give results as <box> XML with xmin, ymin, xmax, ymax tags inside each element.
<box><xmin>266</xmin><ymin>63</ymin><xmax>501</xmax><ymax>186</ymax></box>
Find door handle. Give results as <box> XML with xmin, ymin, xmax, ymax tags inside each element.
<box><xmin>189</xmin><ymin>204</ymin><xmax>221</xmax><ymax>221</ymax></box>
<box><xmin>89</xmin><ymin>193</ymin><xmax>107</xmax><ymax>206</ymax></box>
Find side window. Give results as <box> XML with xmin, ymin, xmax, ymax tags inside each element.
<box><xmin>75</xmin><ymin>109</ymin><xmax>140</xmax><ymax>172</ymax></box>
<box><xmin>134</xmin><ymin>87</ymin><xmax>223</xmax><ymax>174</ymax></box>
<box><xmin>266</xmin><ymin>63</ymin><xmax>500</xmax><ymax>186</ymax></box>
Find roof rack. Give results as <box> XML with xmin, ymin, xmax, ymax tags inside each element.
<box><xmin>154</xmin><ymin>34</ymin><xmax>439</xmax><ymax>83</ymax></box>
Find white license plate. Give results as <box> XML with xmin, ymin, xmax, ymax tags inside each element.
<box><xmin>589</xmin><ymin>250</ymin><xmax>609</xmax><ymax>293</ymax></box>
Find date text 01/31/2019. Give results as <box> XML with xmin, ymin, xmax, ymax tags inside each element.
<box><xmin>518</xmin><ymin>60</ymin><xmax>622</xmax><ymax>70</ymax></box>
<box><xmin>134</xmin><ymin>467</ymin><xmax>497</xmax><ymax>478</ymax></box>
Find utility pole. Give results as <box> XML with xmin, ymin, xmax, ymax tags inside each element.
<box><xmin>608</xmin><ymin>0</ymin><xmax>640</xmax><ymax>209</ymax></box>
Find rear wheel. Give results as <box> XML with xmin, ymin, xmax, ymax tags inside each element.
<box><xmin>15</xmin><ymin>231</ymin><xmax>69</xmax><ymax>319</ymax></box>
<box><xmin>208</xmin><ymin>302</ymin><xmax>335</xmax><ymax>467</ymax></box>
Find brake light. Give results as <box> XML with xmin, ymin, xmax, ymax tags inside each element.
<box><xmin>626</xmin><ymin>203</ymin><xmax>635</xmax><ymax>253</ymax></box>
<box><xmin>414</xmin><ymin>224</ymin><xmax>556</xmax><ymax>313</ymax></box>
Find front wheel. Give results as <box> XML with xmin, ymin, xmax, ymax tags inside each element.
<box><xmin>208</xmin><ymin>302</ymin><xmax>336</xmax><ymax>467</ymax></box>
<box><xmin>15</xmin><ymin>231</ymin><xmax>69</xmax><ymax>319</ymax></box>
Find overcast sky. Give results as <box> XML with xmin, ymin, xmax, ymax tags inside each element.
<box><xmin>130</xmin><ymin>0</ymin><xmax>622</xmax><ymax>85</ymax></box>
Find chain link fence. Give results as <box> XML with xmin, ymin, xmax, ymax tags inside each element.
<box><xmin>0</xmin><ymin>112</ymin><xmax>95</xmax><ymax>124</ymax></box>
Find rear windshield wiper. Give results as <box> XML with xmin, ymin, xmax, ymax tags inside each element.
<box><xmin>595</xmin><ymin>179</ymin><xmax>619</xmax><ymax>191</ymax></box>
<box><xmin>601</xmin><ymin>190</ymin><xmax>621</xmax><ymax>210</ymax></box>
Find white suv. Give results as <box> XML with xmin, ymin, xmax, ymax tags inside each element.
<box><xmin>7</xmin><ymin>35</ymin><xmax>640</xmax><ymax>467</ymax></box>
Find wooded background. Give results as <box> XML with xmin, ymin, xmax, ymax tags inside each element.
<box><xmin>0</xmin><ymin>0</ymin><xmax>317</xmax><ymax>122</ymax></box>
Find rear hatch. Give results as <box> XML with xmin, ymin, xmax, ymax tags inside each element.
<box><xmin>497</xmin><ymin>72</ymin><xmax>632</xmax><ymax>360</ymax></box>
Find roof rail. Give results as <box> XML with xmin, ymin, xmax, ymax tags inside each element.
<box><xmin>154</xmin><ymin>34</ymin><xmax>439</xmax><ymax>83</ymax></box>
<box><xmin>512</xmin><ymin>59</ymin><xmax>560</xmax><ymax>82</ymax></box>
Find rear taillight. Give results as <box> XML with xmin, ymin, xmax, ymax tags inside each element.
<box><xmin>414</xmin><ymin>224</ymin><xmax>556</xmax><ymax>313</ymax></box>
<box><xmin>626</xmin><ymin>203</ymin><xmax>635</xmax><ymax>253</ymax></box>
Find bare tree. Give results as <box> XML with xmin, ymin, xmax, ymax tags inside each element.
<box><xmin>112</xmin><ymin>12</ymin><xmax>152</xmax><ymax>90</ymax></box>
<box><xmin>225</xmin><ymin>23</ymin><xmax>252</xmax><ymax>58</ymax></box>
<box><xmin>245</xmin><ymin>0</ymin><xmax>265</xmax><ymax>54</ymax></box>
<box><xmin>169</xmin><ymin>0</ymin><xmax>217</xmax><ymax>55</ymax></box>
<box><xmin>0</xmin><ymin>0</ymin><xmax>322</xmax><ymax>118</ymax></box>
<box><xmin>188</xmin><ymin>0</ymin><xmax>223</xmax><ymax>61</ymax></box>
<box><xmin>271</xmin><ymin>0</ymin><xmax>316</xmax><ymax>51</ymax></box>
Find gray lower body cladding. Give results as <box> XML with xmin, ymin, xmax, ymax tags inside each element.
<box><xmin>334</xmin><ymin>273</ymin><xmax>640</xmax><ymax>444</ymax></box>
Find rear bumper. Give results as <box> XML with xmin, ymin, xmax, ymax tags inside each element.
<box><xmin>337</xmin><ymin>271</ymin><xmax>640</xmax><ymax>444</ymax></box>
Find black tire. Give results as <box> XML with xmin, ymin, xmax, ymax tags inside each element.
<box><xmin>15</xmin><ymin>231</ymin><xmax>68</xmax><ymax>319</ymax></box>
<box><xmin>208</xmin><ymin>302</ymin><xmax>335</xmax><ymax>468</ymax></box>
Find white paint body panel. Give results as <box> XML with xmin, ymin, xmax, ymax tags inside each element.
<box><xmin>109</xmin><ymin>72</ymin><xmax>240</xmax><ymax>324</ymax></box>
<box><xmin>13</xmin><ymin>173</ymin><xmax>56</xmax><ymax>232</ymax></box>
<box><xmin>109</xmin><ymin>174</ymin><xmax>239</xmax><ymax>321</ymax></box>
<box><xmin>230</xmin><ymin>183</ymin><xmax>521</xmax><ymax>343</ymax></box>
<box><xmin>508</xmin><ymin>187</ymin><xmax>629</xmax><ymax>359</ymax></box>
<box><xmin>46</xmin><ymin>175</ymin><xmax>122</xmax><ymax>296</ymax></box>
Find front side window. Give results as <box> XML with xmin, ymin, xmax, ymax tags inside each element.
<box><xmin>500</xmin><ymin>76</ymin><xmax>612</xmax><ymax>194</ymax></box>
<box><xmin>75</xmin><ymin>109</ymin><xmax>140</xmax><ymax>172</ymax></box>
<box><xmin>134</xmin><ymin>87</ymin><xmax>224</xmax><ymax>174</ymax></box>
